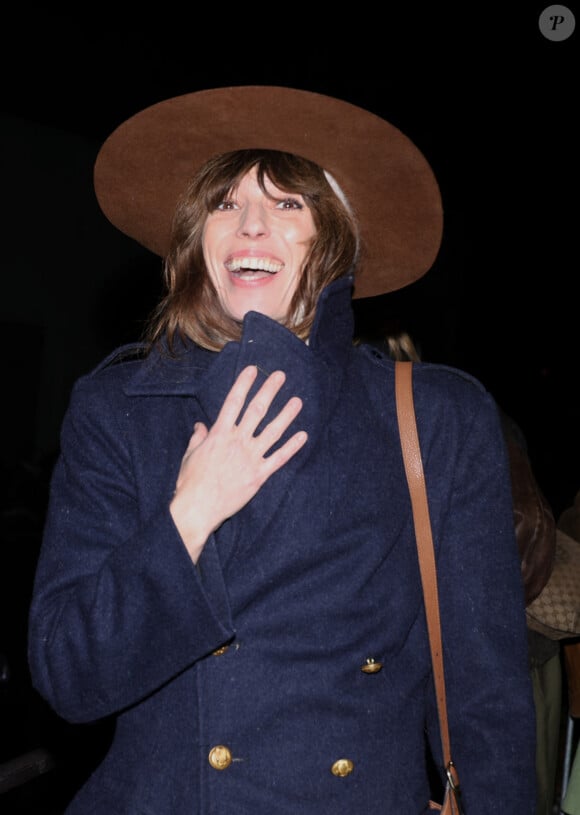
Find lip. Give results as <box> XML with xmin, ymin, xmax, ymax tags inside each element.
<box><xmin>224</xmin><ymin>252</ymin><xmax>284</xmax><ymax>274</ymax></box>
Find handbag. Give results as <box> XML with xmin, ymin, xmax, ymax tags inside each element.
<box><xmin>525</xmin><ymin>528</ymin><xmax>580</xmax><ymax>639</ymax></box>
<box><xmin>395</xmin><ymin>360</ymin><xmax>464</xmax><ymax>815</ymax></box>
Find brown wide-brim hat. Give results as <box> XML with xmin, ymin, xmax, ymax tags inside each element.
<box><xmin>94</xmin><ymin>85</ymin><xmax>443</xmax><ymax>299</ymax></box>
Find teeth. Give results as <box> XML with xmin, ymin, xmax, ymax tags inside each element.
<box><xmin>225</xmin><ymin>257</ymin><xmax>283</xmax><ymax>273</ymax></box>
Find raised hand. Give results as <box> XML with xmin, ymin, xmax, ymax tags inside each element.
<box><xmin>170</xmin><ymin>365</ymin><xmax>307</xmax><ymax>563</ymax></box>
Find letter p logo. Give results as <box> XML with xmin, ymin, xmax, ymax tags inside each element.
<box><xmin>539</xmin><ymin>5</ymin><xmax>576</xmax><ymax>40</ymax></box>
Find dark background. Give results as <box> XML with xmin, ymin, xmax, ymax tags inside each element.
<box><xmin>0</xmin><ymin>5</ymin><xmax>577</xmax><ymax>810</ymax></box>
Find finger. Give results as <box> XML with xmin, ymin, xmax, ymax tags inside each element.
<box><xmin>253</xmin><ymin>395</ymin><xmax>305</xmax><ymax>455</ymax></box>
<box><xmin>187</xmin><ymin>422</ymin><xmax>208</xmax><ymax>450</ymax></box>
<box><xmin>261</xmin><ymin>429</ymin><xmax>308</xmax><ymax>477</ymax></box>
<box><xmin>237</xmin><ymin>370</ymin><xmax>286</xmax><ymax>431</ymax></box>
<box><xmin>214</xmin><ymin>365</ymin><xmax>259</xmax><ymax>428</ymax></box>
<box><xmin>182</xmin><ymin>422</ymin><xmax>207</xmax><ymax>454</ymax></box>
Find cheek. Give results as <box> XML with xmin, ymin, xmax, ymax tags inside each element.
<box><xmin>202</xmin><ymin>226</ymin><xmax>222</xmax><ymax>277</ymax></box>
<box><xmin>201</xmin><ymin>221</ymin><xmax>214</xmax><ymax>257</ymax></box>
<box><xmin>294</xmin><ymin>219</ymin><xmax>317</xmax><ymax>252</ymax></box>
<box><xmin>287</xmin><ymin>230</ymin><xmax>313</xmax><ymax>262</ymax></box>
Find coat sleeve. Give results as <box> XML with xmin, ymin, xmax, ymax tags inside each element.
<box><xmin>421</xmin><ymin>379</ymin><xmax>537</xmax><ymax>814</ymax></box>
<box><xmin>27</xmin><ymin>373</ymin><xmax>235</xmax><ymax>724</ymax></box>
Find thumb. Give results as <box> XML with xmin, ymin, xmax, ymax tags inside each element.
<box><xmin>189</xmin><ymin>421</ymin><xmax>209</xmax><ymax>446</ymax></box>
<box><xmin>183</xmin><ymin>422</ymin><xmax>209</xmax><ymax>457</ymax></box>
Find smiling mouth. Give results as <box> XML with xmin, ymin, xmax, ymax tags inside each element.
<box><xmin>224</xmin><ymin>257</ymin><xmax>284</xmax><ymax>275</ymax></box>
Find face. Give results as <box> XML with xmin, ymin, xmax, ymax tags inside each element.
<box><xmin>202</xmin><ymin>166</ymin><xmax>317</xmax><ymax>322</ymax></box>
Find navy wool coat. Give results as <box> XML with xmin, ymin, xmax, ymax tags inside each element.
<box><xmin>28</xmin><ymin>278</ymin><xmax>536</xmax><ymax>813</ymax></box>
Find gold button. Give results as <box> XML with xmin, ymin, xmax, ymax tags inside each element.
<box><xmin>212</xmin><ymin>645</ymin><xmax>229</xmax><ymax>656</ymax></box>
<box><xmin>361</xmin><ymin>657</ymin><xmax>383</xmax><ymax>673</ymax></box>
<box><xmin>208</xmin><ymin>745</ymin><xmax>232</xmax><ymax>770</ymax></box>
<box><xmin>331</xmin><ymin>758</ymin><xmax>354</xmax><ymax>777</ymax></box>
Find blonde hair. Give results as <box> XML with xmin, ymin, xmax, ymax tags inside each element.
<box><xmin>384</xmin><ymin>330</ymin><xmax>421</xmax><ymax>362</ymax></box>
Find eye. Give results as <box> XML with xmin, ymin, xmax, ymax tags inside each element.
<box><xmin>275</xmin><ymin>197</ymin><xmax>304</xmax><ymax>211</ymax></box>
<box><xmin>215</xmin><ymin>198</ymin><xmax>238</xmax><ymax>211</ymax></box>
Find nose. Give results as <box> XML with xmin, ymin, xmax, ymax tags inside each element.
<box><xmin>237</xmin><ymin>202</ymin><xmax>269</xmax><ymax>238</ymax></box>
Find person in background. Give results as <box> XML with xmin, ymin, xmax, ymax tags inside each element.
<box><xmin>500</xmin><ymin>414</ymin><xmax>560</xmax><ymax>815</ymax></box>
<box><xmin>27</xmin><ymin>86</ymin><xmax>536</xmax><ymax>814</ymax></box>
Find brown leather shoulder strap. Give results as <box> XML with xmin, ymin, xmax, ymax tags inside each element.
<box><xmin>394</xmin><ymin>360</ymin><xmax>452</xmax><ymax>767</ymax></box>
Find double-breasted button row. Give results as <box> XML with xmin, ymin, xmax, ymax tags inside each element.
<box><xmin>212</xmin><ymin>645</ymin><xmax>380</xmax><ymax>673</ymax></box>
<box><xmin>208</xmin><ymin>746</ymin><xmax>355</xmax><ymax>777</ymax></box>
<box><xmin>207</xmin><ymin>650</ymin><xmax>376</xmax><ymax>777</ymax></box>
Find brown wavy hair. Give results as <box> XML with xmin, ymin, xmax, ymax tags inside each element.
<box><xmin>145</xmin><ymin>149</ymin><xmax>359</xmax><ymax>352</ymax></box>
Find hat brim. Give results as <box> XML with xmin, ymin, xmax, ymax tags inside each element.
<box><xmin>94</xmin><ymin>85</ymin><xmax>443</xmax><ymax>299</ymax></box>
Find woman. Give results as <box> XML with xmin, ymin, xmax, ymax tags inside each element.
<box><xmin>28</xmin><ymin>86</ymin><xmax>536</xmax><ymax>813</ymax></box>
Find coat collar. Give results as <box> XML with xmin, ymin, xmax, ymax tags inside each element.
<box><xmin>124</xmin><ymin>275</ymin><xmax>355</xmax><ymax>400</ymax></box>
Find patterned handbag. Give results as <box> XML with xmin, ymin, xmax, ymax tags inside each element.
<box><xmin>395</xmin><ymin>361</ymin><xmax>464</xmax><ymax>815</ymax></box>
<box><xmin>526</xmin><ymin>528</ymin><xmax>580</xmax><ymax>639</ymax></box>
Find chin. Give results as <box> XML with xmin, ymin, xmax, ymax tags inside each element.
<box><xmin>230</xmin><ymin>301</ymin><xmax>287</xmax><ymax>322</ymax></box>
